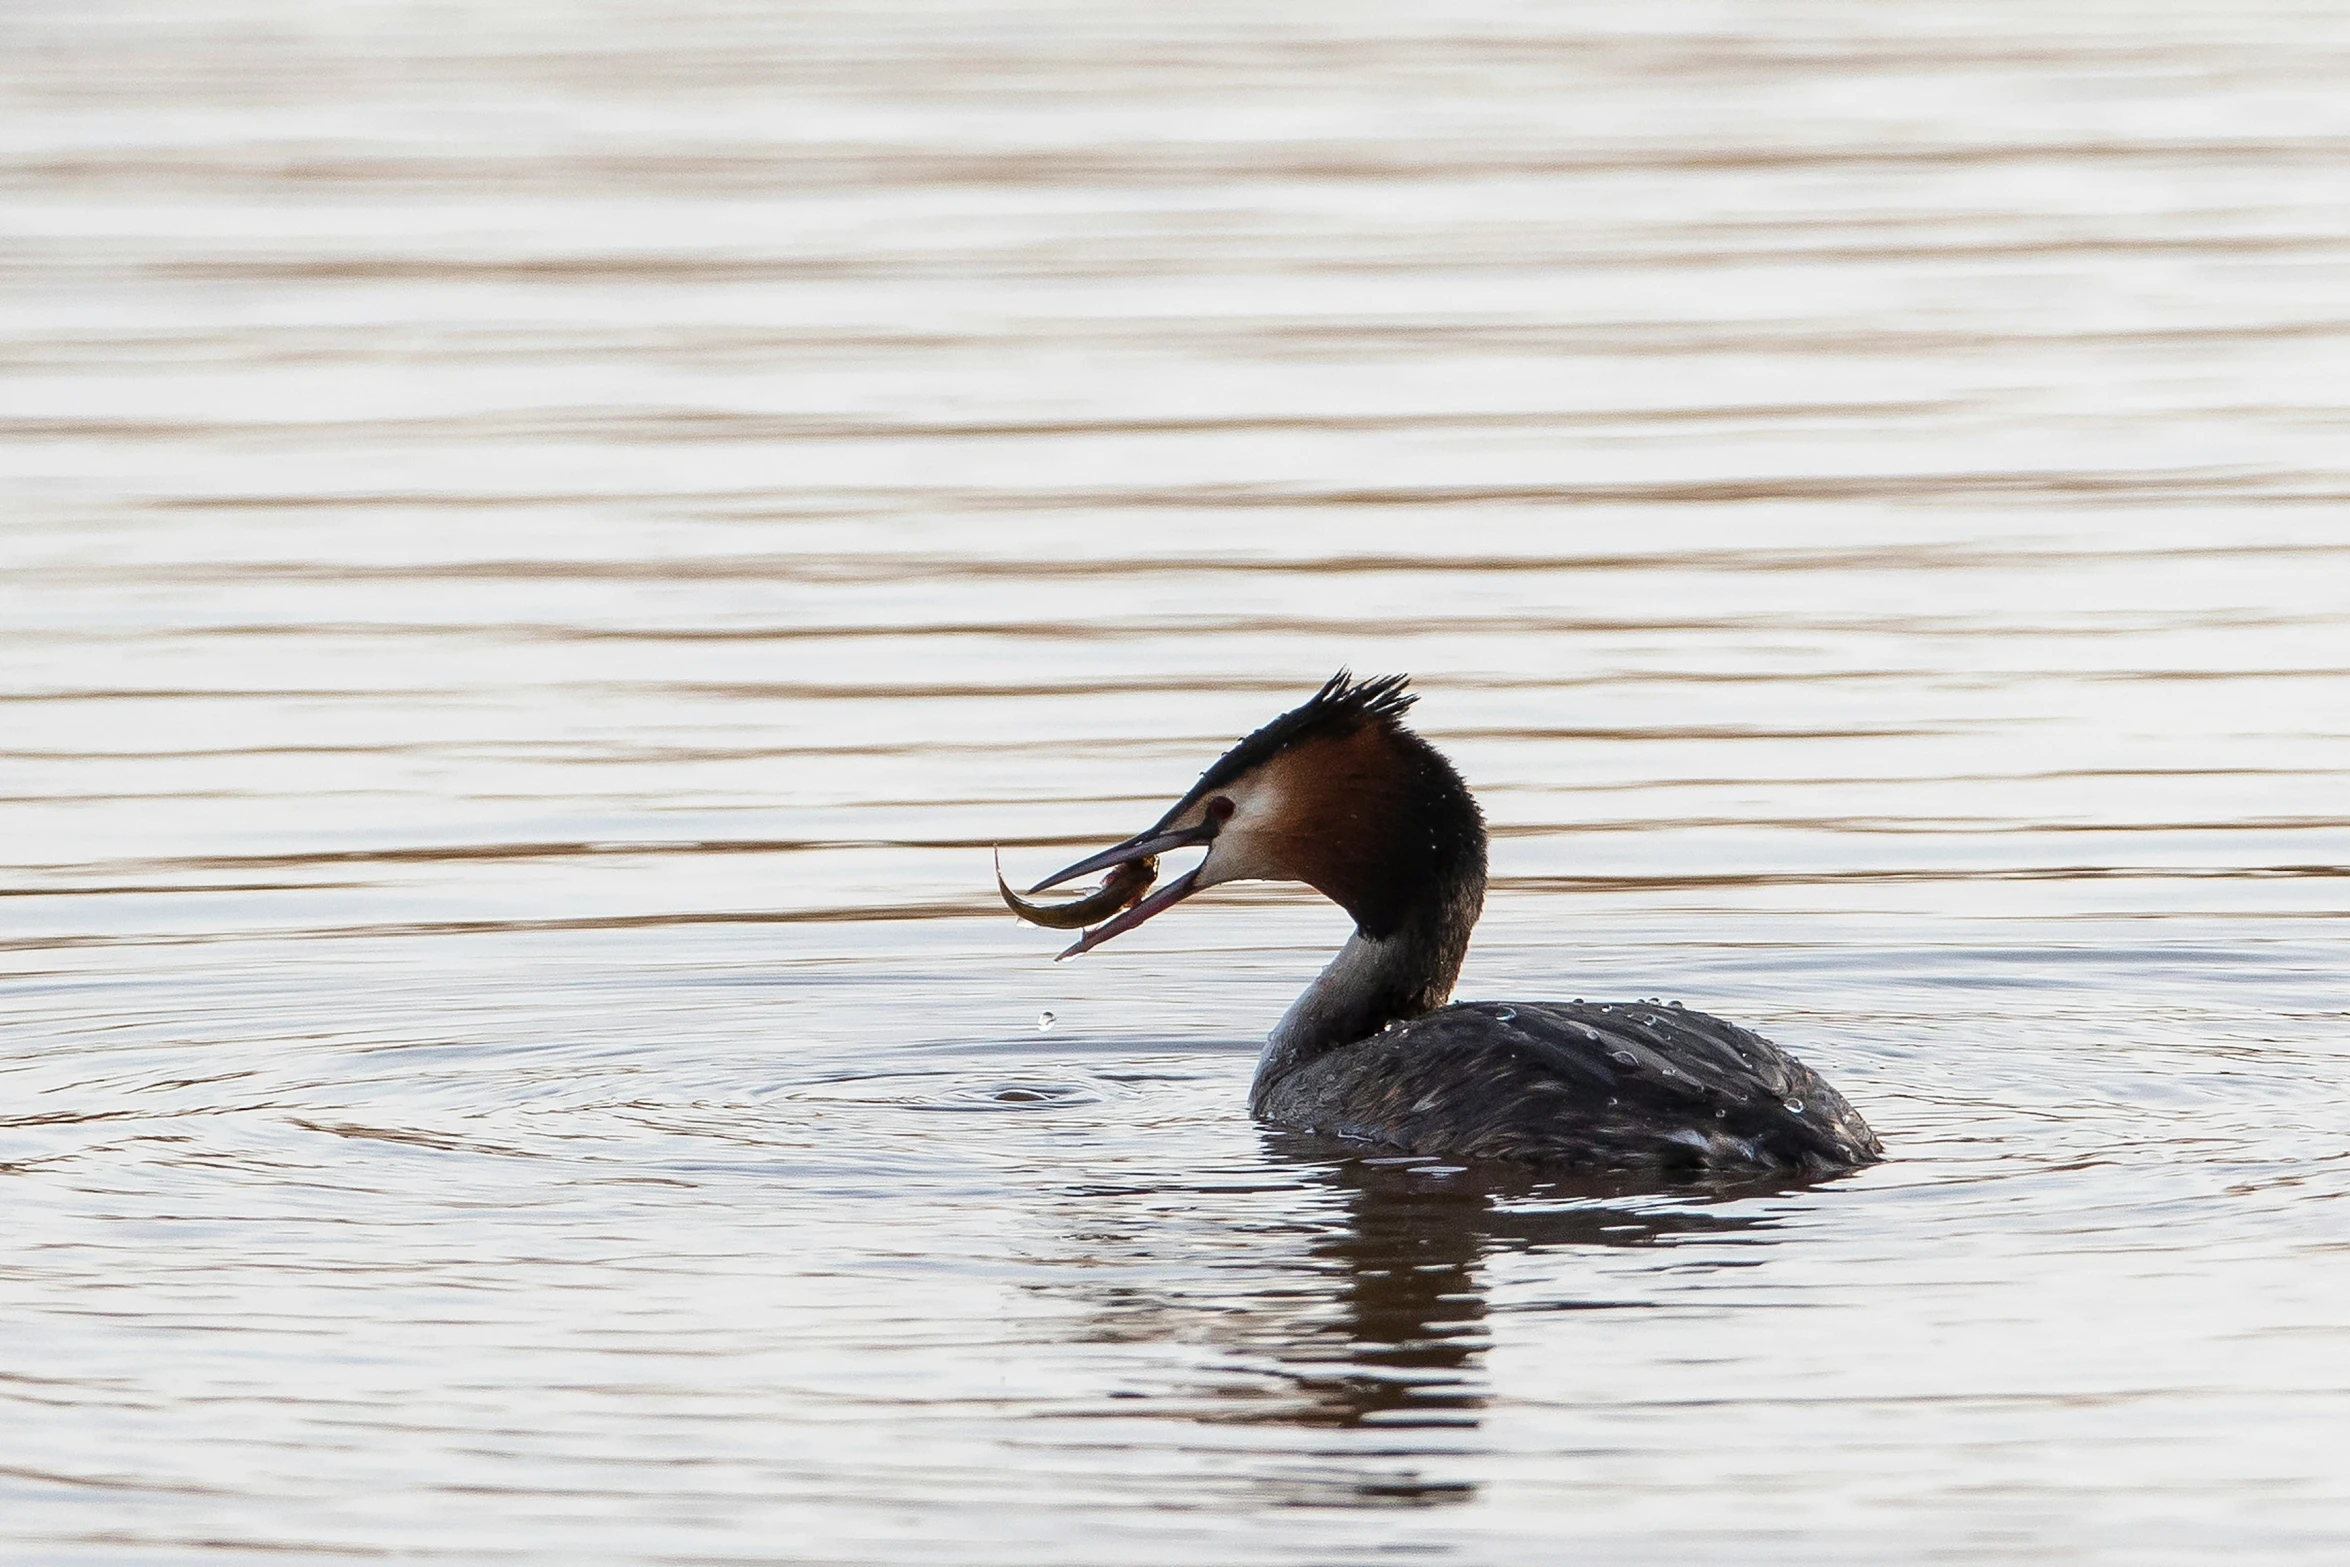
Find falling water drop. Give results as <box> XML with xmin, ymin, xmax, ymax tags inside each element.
<box><xmin>1037</xmin><ymin>1011</ymin><xmax>1056</xmax><ymax>1032</ymax></box>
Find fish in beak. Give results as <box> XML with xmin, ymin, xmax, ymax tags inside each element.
<box><xmin>993</xmin><ymin>849</ymin><xmax>1158</xmax><ymax>931</ymax></box>
<box><xmin>999</xmin><ymin>811</ymin><xmax>1222</xmax><ymax>959</ymax></box>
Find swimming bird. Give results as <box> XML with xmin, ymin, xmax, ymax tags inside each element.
<box><xmin>1006</xmin><ymin>672</ymin><xmax>1880</xmax><ymax>1175</ymax></box>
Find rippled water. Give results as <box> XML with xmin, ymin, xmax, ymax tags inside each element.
<box><xmin>8</xmin><ymin>1</ymin><xmax>2350</xmax><ymax>1560</ymax></box>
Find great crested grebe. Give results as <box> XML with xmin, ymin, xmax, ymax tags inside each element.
<box><xmin>1004</xmin><ymin>672</ymin><xmax>1881</xmax><ymax>1175</ymax></box>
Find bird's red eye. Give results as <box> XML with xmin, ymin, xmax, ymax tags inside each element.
<box><xmin>1207</xmin><ymin>796</ymin><xmax>1236</xmax><ymax>823</ymax></box>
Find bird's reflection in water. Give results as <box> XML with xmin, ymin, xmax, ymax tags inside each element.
<box><xmin>1059</xmin><ymin>1132</ymin><xmax>1809</xmax><ymax>1509</ymax></box>
<box><xmin>1252</xmin><ymin>1132</ymin><xmax>1788</xmax><ymax>1437</ymax></box>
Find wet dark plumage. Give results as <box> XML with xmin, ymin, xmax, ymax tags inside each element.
<box><xmin>1251</xmin><ymin>998</ymin><xmax>1880</xmax><ymax>1174</ymax></box>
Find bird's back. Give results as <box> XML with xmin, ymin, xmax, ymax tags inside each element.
<box><xmin>1251</xmin><ymin>999</ymin><xmax>1881</xmax><ymax>1174</ymax></box>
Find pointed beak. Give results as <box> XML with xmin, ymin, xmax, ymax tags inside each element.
<box><xmin>1027</xmin><ymin>817</ymin><xmax>1219</xmax><ymax>960</ymax></box>
<box><xmin>1026</xmin><ymin>820</ymin><xmax>1215</xmax><ymax>895</ymax></box>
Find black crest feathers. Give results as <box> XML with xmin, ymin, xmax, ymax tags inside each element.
<box><xmin>1177</xmin><ymin>671</ymin><xmax>1418</xmax><ymax>806</ymax></box>
<box><xmin>1152</xmin><ymin>670</ymin><xmax>1485</xmax><ymax>940</ymax></box>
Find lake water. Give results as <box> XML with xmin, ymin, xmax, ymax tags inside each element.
<box><xmin>6</xmin><ymin>1</ymin><xmax>2350</xmax><ymax>1561</ymax></box>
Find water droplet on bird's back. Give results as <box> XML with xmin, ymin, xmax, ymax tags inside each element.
<box><xmin>1784</xmin><ymin>1098</ymin><xmax>1804</xmax><ymax>1114</ymax></box>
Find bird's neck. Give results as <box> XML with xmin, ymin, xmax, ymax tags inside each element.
<box><xmin>1251</xmin><ymin>855</ymin><xmax>1484</xmax><ymax>1104</ymax></box>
